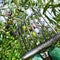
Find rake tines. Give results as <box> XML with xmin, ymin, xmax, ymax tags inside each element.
<box><xmin>17</xmin><ymin>7</ymin><xmax>60</xmax><ymax>60</ymax></box>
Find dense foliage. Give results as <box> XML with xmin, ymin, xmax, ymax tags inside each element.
<box><xmin>0</xmin><ymin>0</ymin><xmax>60</xmax><ymax>60</ymax></box>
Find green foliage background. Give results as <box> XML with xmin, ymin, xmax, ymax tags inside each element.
<box><xmin>0</xmin><ymin>0</ymin><xmax>60</xmax><ymax>60</ymax></box>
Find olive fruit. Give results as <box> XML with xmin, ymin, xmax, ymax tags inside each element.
<box><xmin>10</xmin><ymin>31</ymin><xmax>18</xmax><ymax>37</ymax></box>
<box><xmin>31</xmin><ymin>32</ymin><xmax>36</xmax><ymax>37</ymax></box>
<box><xmin>22</xmin><ymin>25</ymin><xmax>26</xmax><ymax>30</ymax></box>
<box><xmin>7</xmin><ymin>20</ymin><xmax>13</xmax><ymax>25</ymax></box>
<box><xmin>29</xmin><ymin>27</ymin><xmax>33</xmax><ymax>31</ymax></box>
<box><xmin>10</xmin><ymin>31</ymin><xmax>14</xmax><ymax>36</ymax></box>
<box><xmin>5</xmin><ymin>24</ymin><xmax>10</xmax><ymax>29</ymax></box>
<box><xmin>7</xmin><ymin>12</ymin><xmax>12</xmax><ymax>16</ymax></box>
<box><xmin>13</xmin><ymin>31</ymin><xmax>18</xmax><ymax>37</ymax></box>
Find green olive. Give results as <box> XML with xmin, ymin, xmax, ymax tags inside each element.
<box><xmin>31</xmin><ymin>32</ymin><xmax>36</xmax><ymax>37</ymax></box>
<box><xmin>23</xmin><ymin>25</ymin><xmax>26</xmax><ymax>30</ymax></box>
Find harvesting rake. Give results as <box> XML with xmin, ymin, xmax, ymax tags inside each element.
<box><xmin>17</xmin><ymin>8</ymin><xmax>60</xmax><ymax>60</ymax></box>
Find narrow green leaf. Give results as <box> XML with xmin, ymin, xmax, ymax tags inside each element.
<box><xmin>49</xmin><ymin>3</ymin><xmax>60</xmax><ymax>7</ymax></box>
<box><xmin>52</xmin><ymin>7</ymin><xmax>56</xmax><ymax>16</ymax></box>
<box><xmin>38</xmin><ymin>0</ymin><xmax>43</xmax><ymax>6</ymax></box>
<box><xmin>44</xmin><ymin>14</ymin><xmax>55</xmax><ymax>24</ymax></box>
<box><xmin>44</xmin><ymin>14</ymin><xmax>60</xmax><ymax>28</ymax></box>
<box><xmin>43</xmin><ymin>0</ymin><xmax>50</xmax><ymax>14</ymax></box>
<box><xmin>13</xmin><ymin>0</ymin><xmax>20</xmax><ymax>6</ymax></box>
<box><xmin>54</xmin><ymin>14</ymin><xmax>60</xmax><ymax>22</ymax></box>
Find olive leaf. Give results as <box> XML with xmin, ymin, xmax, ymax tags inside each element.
<box><xmin>43</xmin><ymin>0</ymin><xmax>51</xmax><ymax>14</ymax></box>
<box><xmin>54</xmin><ymin>14</ymin><xmax>60</xmax><ymax>22</ymax></box>
<box><xmin>13</xmin><ymin>0</ymin><xmax>20</xmax><ymax>6</ymax></box>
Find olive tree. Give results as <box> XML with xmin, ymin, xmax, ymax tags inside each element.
<box><xmin>0</xmin><ymin>0</ymin><xmax>60</xmax><ymax>60</ymax></box>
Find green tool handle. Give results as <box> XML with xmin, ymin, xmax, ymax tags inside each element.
<box><xmin>22</xmin><ymin>34</ymin><xmax>60</xmax><ymax>60</ymax></box>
